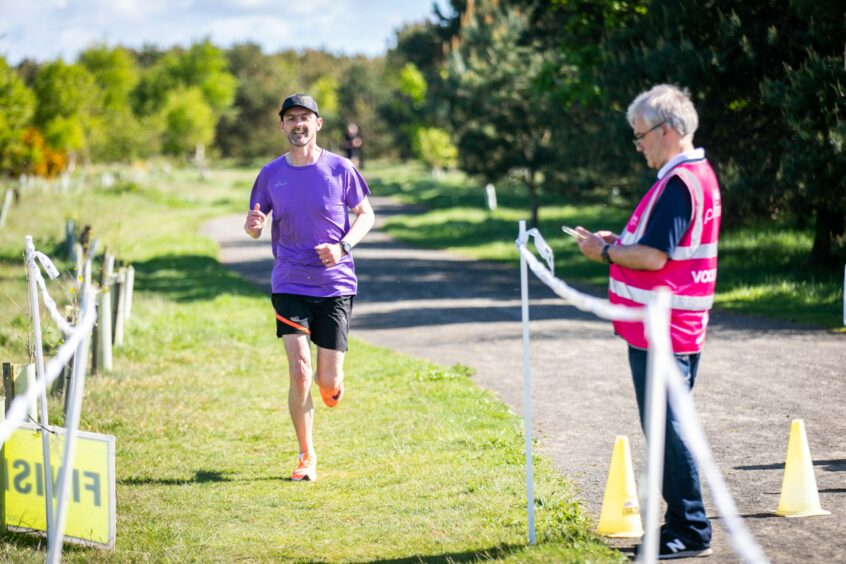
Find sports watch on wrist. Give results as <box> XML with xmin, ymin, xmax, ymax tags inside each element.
<box><xmin>601</xmin><ymin>244</ymin><xmax>613</xmax><ymax>264</ymax></box>
<box><xmin>340</xmin><ymin>240</ymin><xmax>353</xmax><ymax>256</ymax></box>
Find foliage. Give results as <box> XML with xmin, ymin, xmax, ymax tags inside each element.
<box><xmin>31</xmin><ymin>60</ymin><xmax>100</xmax><ymax>157</ymax></box>
<box><xmin>337</xmin><ymin>57</ymin><xmax>398</xmax><ymax>159</ymax></box>
<box><xmin>131</xmin><ymin>39</ymin><xmax>238</xmax><ymax>154</ymax></box>
<box><xmin>398</xmin><ymin>62</ymin><xmax>428</xmax><ymax>106</ymax></box>
<box><xmin>0</xmin><ymin>57</ymin><xmax>36</xmax><ymax>175</ymax></box>
<box><xmin>412</xmin><ymin>126</ymin><xmax>458</xmax><ymax>171</ymax></box>
<box><xmin>445</xmin><ymin>0</ymin><xmax>559</xmax><ymax>226</ymax></box>
<box><xmin>156</xmin><ymin>87</ymin><xmax>215</xmax><ymax>156</ymax></box>
<box><xmin>15</xmin><ymin>128</ymin><xmax>67</xmax><ymax>177</ymax></box>
<box><xmin>763</xmin><ymin>48</ymin><xmax>846</xmax><ymax>266</ymax></box>
<box><xmin>78</xmin><ymin>45</ymin><xmax>139</xmax><ymax>111</ymax></box>
<box><xmin>598</xmin><ymin>0</ymin><xmax>846</xmax><ymax>266</ymax></box>
<box><xmin>78</xmin><ymin>45</ymin><xmax>151</xmax><ymax>162</ymax></box>
<box><xmin>216</xmin><ymin>43</ymin><xmax>293</xmax><ymax>161</ymax></box>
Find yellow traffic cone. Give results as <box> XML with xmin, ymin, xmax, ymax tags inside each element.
<box><xmin>774</xmin><ymin>419</ymin><xmax>830</xmax><ymax>517</ymax></box>
<box><xmin>597</xmin><ymin>435</ymin><xmax>644</xmax><ymax>537</ymax></box>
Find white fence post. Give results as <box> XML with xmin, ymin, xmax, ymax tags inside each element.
<box><xmin>98</xmin><ymin>252</ymin><xmax>114</xmax><ymax>372</ymax></box>
<box><xmin>24</xmin><ymin>236</ymin><xmax>55</xmax><ymax>535</ymax></box>
<box><xmin>485</xmin><ymin>183</ymin><xmax>497</xmax><ymax>210</ymax></box>
<box><xmin>113</xmin><ymin>269</ymin><xmax>126</xmax><ymax>347</ymax></box>
<box><xmin>518</xmin><ymin>220</ymin><xmax>536</xmax><ymax>545</ymax></box>
<box><xmin>124</xmin><ymin>265</ymin><xmax>135</xmax><ymax>321</ymax></box>
<box><xmin>0</xmin><ymin>188</ymin><xmax>13</xmax><ymax>228</ymax></box>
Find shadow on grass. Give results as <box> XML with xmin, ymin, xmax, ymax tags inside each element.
<box><xmin>120</xmin><ymin>469</ymin><xmax>233</xmax><ymax>485</ymax></box>
<box><xmin>349</xmin><ymin>543</ymin><xmax>526</xmax><ymax>563</ymax></box>
<box><xmin>132</xmin><ymin>254</ymin><xmax>263</xmax><ymax>302</ymax></box>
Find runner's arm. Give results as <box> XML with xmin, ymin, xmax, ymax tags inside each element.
<box><xmin>341</xmin><ymin>197</ymin><xmax>375</xmax><ymax>248</ymax></box>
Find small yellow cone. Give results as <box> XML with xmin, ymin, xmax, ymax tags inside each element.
<box><xmin>597</xmin><ymin>435</ymin><xmax>644</xmax><ymax>537</ymax></box>
<box><xmin>774</xmin><ymin>419</ymin><xmax>830</xmax><ymax>517</ymax></box>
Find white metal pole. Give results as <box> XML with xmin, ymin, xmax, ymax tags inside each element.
<box><xmin>638</xmin><ymin>289</ymin><xmax>671</xmax><ymax>564</ymax></box>
<box><xmin>47</xmin><ymin>285</ymin><xmax>94</xmax><ymax>564</ymax></box>
<box><xmin>518</xmin><ymin>220</ymin><xmax>536</xmax><ymax>545</ymax></box>
<box><xmin>24</xmin><ymin>236</ymin><xmax>54</xmax><ymax>535</ymax></box>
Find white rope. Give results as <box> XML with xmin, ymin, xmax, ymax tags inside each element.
<box><xmin>517</xmin><ymin>244</ymin><xmax>645</xmax><ymax>323</ymax></box>
<box><xmin>25</xmin><ymin>249</ymin><xmax>74</xmax><ymax>335</ymax></box>
<box><xmin>0</xmin><ymin>287</ymin><xmax>96</xmax><ymax>447</ymax></box>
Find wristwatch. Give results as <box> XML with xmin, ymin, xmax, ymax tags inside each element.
<box><xmin>340</xmin><ymin>240</ymin><xmax>353</xmax><ymax>256</ymax></box>
<box><xmin>601</xmin><ymin>244</ymin><xmax>613</xmax><ymax>264</ymax></box>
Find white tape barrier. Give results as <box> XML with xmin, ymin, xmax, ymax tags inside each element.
<box><xmin>517</xmin><ymin>244</ymin><xmax>644</xmax><ymax>323</ymax></box>
<box><xmin>0</xmin><ymin>287</ymin><xmax>96</xmax><ymax>447</ymax></box>
<box><xmin>522</xmin><ymin>228</ymin><xmax>555</xmax><ymax>274</ymax></box>
<box><xmin>517</xmin><ymin>227</ymin><xmax>768</xmax><ymax>564</ymax></box>
<box><xmin>25</xmin><ymin>249</ymin><xmax>74</xmax><ymax>335</ymax></box>
<box><xmin>656</xmin><ymin>330</ymin><xmax>768</xmax><ymax>562</ymax></box>
<box><xmin>640</xmin><ymin>293</ymin><xmax>670</xmax><ymax>563</ymax></box>
<box><xmin>48</xmin><ymin>285</ymin><xmax>95</xmax><ymax>564</ymax></box>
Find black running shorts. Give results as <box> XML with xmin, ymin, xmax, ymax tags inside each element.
<box><xmin>271</xmin><ymin>293</ymin><xmax>354</xmax><ymax>352</ymax></box>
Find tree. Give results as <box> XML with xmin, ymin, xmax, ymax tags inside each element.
<box><xmin>412</xmin><ymin>127</ymin><xmax>458</xmax><ymax>172</ymax></box>
<box><xmin>78</xmin><ymin>45</ymin><xmax>152</xmax><ymax>161</ymax></box>
<box><xmin>336</xmin><ymin>58</ymin><xmax>395</xmax><ymax>159</ymax></box>
<box><xmin>157</xmin><ymin>87</ymin><xmax>215</xmax><ymax>156</ymax></box>
<box><xmin>599</xmin><ymin>0</ymin><xmax>846</xmax><ymax>265</ymax></box>
<box><xmin>132</xmin><ymin>39</ymin><xmax>237</xmax><ymax>158</ymax></box>
<box><xmin>78</xmin><ymin>45</ymin><xmax>139</xmax><ymax>111</ymax></box>
<box><xmin>445</xmin><ymin>0</ymin><xmax>559</xmax><ymax>226</ymax></box>
<box><xmin>216</xmin><ymin>42</ymin><xmax>300</xmax><ymax>160</ymax></box>
<box><xmin>32</xmin><ymin>60</ymin><xmax>101</xmax><ymax>168</ymax></box>
<box><xmin>0</xmin><ymin>56</ymin><xmax>36</xmax><ymax>175</ymax></box>
<box><xmin>764</xmin><ymin>51</ymin><xmax>846</xmax><ymax>266</ymax></box>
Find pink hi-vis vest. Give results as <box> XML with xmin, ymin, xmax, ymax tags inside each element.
<box><xmin>609</xmin><ymin>158</ymin><xmax>721</xmax><ymax>354</ymax></box>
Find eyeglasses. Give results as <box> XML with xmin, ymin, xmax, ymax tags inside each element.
<box><xmin>632</xmin><ymin>122</ymin><xmax>665</xmax><ymax>146</ymax></box>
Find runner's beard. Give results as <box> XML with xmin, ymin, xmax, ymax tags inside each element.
<box><xmin>288</xmin><ymin>129</ymin><xmax>312</xmax><ymax>146</ymax></box>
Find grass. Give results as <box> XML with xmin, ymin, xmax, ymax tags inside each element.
<box><xmin>0</xmin><ymin>164</ymin><xmax>621</xmax><ymax>561</ymax></box>
<box><xmin>366</xmin><ymin>160</ymin><xmax>845</xmax><ymax>330</ymax></box>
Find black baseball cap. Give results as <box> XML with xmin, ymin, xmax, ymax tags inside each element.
<box><xmin>279</xmin><ymin>94</ymin><xmax>320</xmax><ymax>118</ymax></box>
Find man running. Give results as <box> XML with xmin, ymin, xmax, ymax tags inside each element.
<box><xmin>244</xmin><ymin>93</ymin><xmax>375</xmax><ymax>482</ymax></box>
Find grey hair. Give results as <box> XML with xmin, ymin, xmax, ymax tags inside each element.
<box><xmin>626</xmin><ymin>84</ymin><xmax>698</xmax><ymax>139</ymax></box>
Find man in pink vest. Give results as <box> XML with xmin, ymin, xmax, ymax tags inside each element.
<box><xmin>576</xmin><ymin>84</ymin><xmax>720</xmax><ymax>559</ymax></box>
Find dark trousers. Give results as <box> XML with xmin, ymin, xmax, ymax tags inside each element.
<box><xmin>628</xmin><ymin>346</ymin><xmax>712</xmax><ymax>546</ymax></box>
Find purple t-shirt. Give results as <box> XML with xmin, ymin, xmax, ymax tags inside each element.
<box><xmin>249</xmin><ymin>150</ymin><xmax>370</xmax><ymax>297</ymax></box>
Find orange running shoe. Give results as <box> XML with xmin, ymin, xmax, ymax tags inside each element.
<box><xmin>291</xmin><ymin>452</ymin><xmax>317</xmax><ymax>482</ymax></box>
<box><xmin>314</xmin><ymin>374</ymin><xmax>344</xmax><ymax>408</ymax></box>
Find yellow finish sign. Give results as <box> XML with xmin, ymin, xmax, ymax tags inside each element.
<box><xmin>3</xmin><ymin>424</ymin><xmax>115</xmax><ymax>548</ymax></box>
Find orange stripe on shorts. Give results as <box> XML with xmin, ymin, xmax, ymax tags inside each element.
<box><xmin>275</xmin><ymin>312</ymin><xmax>311</xmax><ymax>335</ymax></box>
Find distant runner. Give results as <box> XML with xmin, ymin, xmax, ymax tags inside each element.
<box><xmin>244</xmin><ymin>93</ymin><xmax>375</xmax><ymax>482</ymax></box>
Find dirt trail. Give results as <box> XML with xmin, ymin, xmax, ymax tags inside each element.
<box><xmin>203</xmin><ymin>196</ymin><xmax>846</xmax><ymax>563</ymax></box>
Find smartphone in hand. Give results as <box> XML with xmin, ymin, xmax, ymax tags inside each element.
<box><xmin>561</xmin><ymin>225</ymin><xmax>586</xmax><ymax>241</ymax></box>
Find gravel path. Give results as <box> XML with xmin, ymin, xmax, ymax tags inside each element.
<box><xmin>202</xmin><ymin>196</ymin><xmax>846</xmax><ymax>563</ymax></box>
